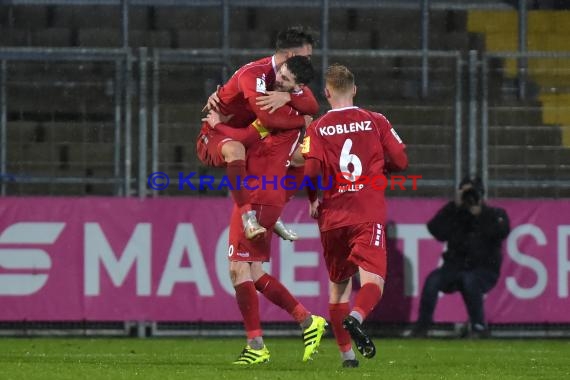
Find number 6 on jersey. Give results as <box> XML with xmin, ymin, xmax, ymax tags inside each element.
<box><xmin>339</xmin><ymin>138</ymin><xmax>363</xmax><ymax>182</ymax></box>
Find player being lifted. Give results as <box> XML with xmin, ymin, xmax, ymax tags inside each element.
<box><xmin>203</xmin><ymin>56</ymin><xmax>327</xmax><ymax>365</ymax></box>
<box><xmin>302</xmin><ymin>64</ymin><xmax>408</xmax><ymax>367</ymax></box>
<box><xmin>198</xmin><ymin>26</ymin><xmax>318</xmax><ymax>241</ymax></box>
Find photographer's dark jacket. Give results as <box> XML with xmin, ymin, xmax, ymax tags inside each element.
<box><xmin>427</xmin><ymin>202</ymin><xmax>510</xmax><ymax>275</ymax></box>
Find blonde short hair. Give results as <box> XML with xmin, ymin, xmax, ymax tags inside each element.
<box><xmin>325</xmin><ymin>64</ymin><xmax>354</xmax><ymax>93</ymax></box>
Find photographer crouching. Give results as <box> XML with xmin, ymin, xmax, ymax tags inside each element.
<box><xmin>411</xmin><ymin>176</ymin><xmax>510</xmax><ymax>338</ymax></box>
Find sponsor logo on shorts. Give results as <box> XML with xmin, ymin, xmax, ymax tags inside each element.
<box><xmin>237</xmin><ymin>251</ymin><xmax>250</xmax><ymax>258</ymax></box>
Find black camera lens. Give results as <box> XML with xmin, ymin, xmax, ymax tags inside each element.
<box><xmin>462</xmin><ymin>188</ymin><xmax>480</xmax><ymax>206</ymax></box>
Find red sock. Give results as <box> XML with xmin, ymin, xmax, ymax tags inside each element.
<box><xmin>235</xmin><ymin>281</ymin><xmax>262</xmax><ymax>339</ymax></box>
<box><xmin>353</xmin><ymin>283</ymin><xmax>382</xmax><ymax>321</ymax></box>
<box><xmin>227</xmin><ymin>160</ymin><xmax>251</xmax><ymax>213</ymax></box>
<box><xmin>329</xmin><ymin>302</ymin><xmax>352</xmax><ymax>352</ymax></box>
<box><xmin>254</xmin><ymin>273</ymin><xmax>310</xmax><ymax>323</ymax></box>
<box><xmin>286</xmin><ymin>165</ymin><xmax>305</xmax><ymax>201</ymax></box>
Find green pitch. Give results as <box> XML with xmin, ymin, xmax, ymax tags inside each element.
<box><xmin>0</xmin><ymin>337</ymin><xmax>569</xmax><ymax>380</ymax></box>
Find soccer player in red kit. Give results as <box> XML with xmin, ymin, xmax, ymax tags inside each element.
<box><xmin>203</xmin><ymin>56</ymin><xmax>327</xmax><ymax>365</ymax></box>
<box><xmin>197</xmin><ymin>26</ymin><xmax>318</xmax><ymax>241</ymax></box>
<box><xmin>302</xmin><ymin>64</ymin><xmax>408</xmax><ymax>368</ymax></box>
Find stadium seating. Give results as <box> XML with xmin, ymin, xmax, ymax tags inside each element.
<box><xmin>0</xmin><ymin>3</ymin><xmax>569</xmax><ymax>197</ymax></box>
<box><xmin>468</xmin><ymin>9</ymin><xmax>570</xmax><ymax>146</ymax></box>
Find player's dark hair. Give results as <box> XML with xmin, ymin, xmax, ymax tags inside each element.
<box><xmin>276</xmin><ymin>26</ymin><xmax>315</xmax><ymax>50</ymax></box>
<box><xmin>284</xmin><ymin>55</ymin><xmax>315</xmax><ymax>85</ymax></box>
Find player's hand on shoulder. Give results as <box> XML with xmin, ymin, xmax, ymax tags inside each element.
<box><xmin>256</xmin><ymin>91</ymin><xmax>291</xmax><ymax>114</ymax></box>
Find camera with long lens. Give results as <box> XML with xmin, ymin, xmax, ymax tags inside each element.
<box><xmin>461</xmin><ymin>188</ymin><xmax>481</xmax><ymax>207</ymax></box>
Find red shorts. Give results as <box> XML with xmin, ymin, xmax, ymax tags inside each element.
<box><xmin>320</xmin><ymin>222</ymin><xmax>387</xmax><ymax>283</ymax></box>
<box><xmin>228</xmin><ymin>203</ymin><xmax>283</xmax><ymax>262</ymax></box>
<box><xmin>196</xmin><ymin>122</ymin><xmax>233</xmax><ymax>168</ymax></box>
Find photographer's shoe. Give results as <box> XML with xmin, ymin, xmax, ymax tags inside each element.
<box><xmin>410</xmin><ymin>325</ymin><xmax>429</xmax><ymax>338</ymax></box>
<box><xmin>242</xmin><ymin>210</ymin><xmax>266</xmax><ymax>240</ymax></box>
<box><xmin>467</xmin><ymin>323</ymin><xmax>490</xmax><ymax>339</ymax></box>
<box><xmin>343</xmin><ymin>315</ymin><xmax>376</xmax><ymax>359</ymax></box>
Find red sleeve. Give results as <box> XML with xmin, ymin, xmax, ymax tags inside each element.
<box><xmin>376</xmin><ymin>113</ymin><xmax>408</xmax><ymax>172</ymax></box>
<box><xmin>289</xmin><ymin>86</ymin><xmax>319</xmax><ymax>115</ymax></box>
<box><xmin>385</xmin><ymin>149</ymin><xmax>408</xmax><ymax>173</ymax></box>
<box><xmin>247</xmin><ymin>96</ymin><xmax>305</xmax><ymax>130</ymax></box>
<box><xmin>238</xmin><ymin>65</ymin><xmax>306</xmax><ymax>130</ymax></box>
<box><xmin>304</xmin><ymin>158</ymin><xmax>321</xmax><ymax>202</ymax></box>
<box><xmin>300</xmin><ymin>123</ymin><xmax>323</xmax><ymax>161</ymax></box>
<box><xmin>301</xmin><ymin>124</ymin><xmax>322</xmax><ymax>201</ymax></box>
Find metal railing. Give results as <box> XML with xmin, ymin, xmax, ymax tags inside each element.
<box><xmin>3</xmin><ymin>47</ymin><xmax>570</xmax><ymax>198</ymax></box>
<box><xmin>0</xmin><ymin>48</ymin><xmax>130</xmax><ymax>195</ymax></box>
<box><xmin>0</xmin><ymin>0</ymin><xmax>525</xmax><ymax>100</ymax></box>
<box><xmin>0</xmin><ymin>46</ymin><xmax>464</xmax><ymax>197</ymax></box>
<box><xmin>479</xmin><ymin>51</ymin><xmax>570</xmax><ymax>198</ymax></box>
<box><xmin>2</xmin><ymin>1</ymin><xmax>569</xmax><ymax>198</ymax></box>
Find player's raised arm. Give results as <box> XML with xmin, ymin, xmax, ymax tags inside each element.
<box><xmin>288</xmin><ymin>85</ymin><xmax>319</xmax><ymax>115</ymax></box>
<box><xmin>248</xmin><ymin>96</ymin><xmax>306</xmax><ymax>130</ymax></box>
<box><xmin>246</xmin><ymin>55</ymin><xmax>317</xmax><ymax>131</ymax></box>
<box><xmin>257</xmin><ymin>86</ymin><xmax>319</xmax><ymax>116</ymax></box>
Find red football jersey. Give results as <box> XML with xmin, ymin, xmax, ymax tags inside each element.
<box><xmin>245</xmin><ymin>128</ymin><xmax>301</xmax><ymax>207</ymax></box>
<box><xmin>200</xmin><ymin>56</ymin><xmax>312</xmax><ymax>135</ymax></box>
<box><xmin>302</xmin><ymin>106</ymin><xmax>407</xmax><ymax>231</ymax></box>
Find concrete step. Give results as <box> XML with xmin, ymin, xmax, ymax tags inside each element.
<box><xmin>7</xmin><ymin>84</ymin><xmax>113</xmax><ymax>114</ymax></box>
<box><xmin>159</xmin><ymin>122</ymin><xmax>200</xmax><ymax>144</ymax></box>
<box><xmin>6</xmin><ymin>121</ymin><xmax>116</xmax><ymax>144</ymax></box>
<box><xmin>488</xmin><ymin>165</ymin><xmax>570</xmax><ymax>181</ymax></box>
<box><xmin>375</xmin><ymin>103</ymin><xmax>456</xmax><ymax>126</ymax></box>
<box><xmin>159</xmin><ymin>104</ymin><xmax>203</xmax><ymax>124</ymax></box>
<box><xmin>488</xmin><ymin>125</ymin><xmax>562</xmax><ymax>146</ymax></box>
<box><xmin>78</xmin><ymin>28</ymin><xmax>172</xmax><ymax>48</ymax></box>
<box><xmin>31</xmin><ymin>28</ymin><xmax>72</xmax><ymax>47</ymax></box>
<box><xmin>7</xmin><ymin>62</ymin><xmax>116</xmax><ymax>82</ymax></box>
<box><xmin>489</xmin><ymin>186</ymin><xmax>570</xmax><ymax>199</ymax></box>
<box><xmin>489</xmin><ymin>145</ymin><xmax>570</xmax><ymax>166</ymax></box>
<box><xmin>52</xmin><ymin>5</ymin><xmax>149</xmax><ymax>29</ymax></box>
<box><xmin>155</xmin><ymin>7</ymin><xmax>221</xmax><ymax>31</ymax></box>
<box><xmin>396</xmin><ymin>125</ymin><xmax>456</xmax><ymax>146</ymax></box>
<box><xmin>6</xmin><ymin>142</ymin><xmax>116</xmax><ymax>165</ymax></box>
<box><xmin>406</xmin><ymin>144</ymin><xmax>454</xmax><ymax>166</ymax></box>
<box><xmin>4</xmin><ymin>5</ymin><xmax>50</xmax><ymax>29</ymax></box>
<box><xmin>0</xmin><ymin>28</ymin><xmax>31</xmax><ymax>46</ymax></box>
<box><xmin>488</xmin><ymin>105</ymin><xmax>544</xmax><ymax>126</ymax></box>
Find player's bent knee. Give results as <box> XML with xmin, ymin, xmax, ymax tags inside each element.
<box><xmin>222</xmin><ymin>141</ymin><xmax>246</xmax><ymax>162</ymax></box>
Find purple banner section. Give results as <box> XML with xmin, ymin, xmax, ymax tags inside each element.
<box><xmin>0</xmin><ymin>197</ymin><xmax>569</xmax><ymax>323</ymax></box>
